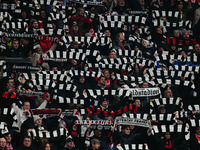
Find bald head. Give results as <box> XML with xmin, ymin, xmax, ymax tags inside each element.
<box><xmin>0</xmin><ymin>137</ymin><xmax>6</xmax><ymax>149</ymax></box>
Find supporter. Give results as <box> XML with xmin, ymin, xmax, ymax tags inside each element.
<box><xmin>16</xmin><ymin>136</ymin><xmax>36</xmax><ymax>150</ymax></box>
<box><xmin>164</xmin><ymin>89</ymin><xmax>173</xmax><ymax>98</ymax></box>
<box><xmin>39</xmin><ymin>142</ymin><xmax>51</xmax><ymax>150</ymax></box>
<box><xmin>7</xmin><ymin>40</ymin><xmax>25</xmax><ymax>58</ymax></box>
<box><xmin>158</xmin><ymin>105</ymin><xmax>166</xmax><ymax>114</ymax></box>
<box><xmin>4</xmin><ymin>134</ymin><xmax>14</xmax><ymax>150</ymax></box>
<box><xmin>75</xmin><ymin>76</ymin><xmax>89</xmax><ymax>96</ymax></box>
<box><xmin>113</xmin><ymin>32</ymin><xmax>131</xmax><ymax>51</ymax></box>
<box><xmin>29</xmin><ymin>19</ymin><xmax>39</xmax><ymax>32</ymax></box>
<box><xmin>152</xmin><ymin>26</ymin><xmax>166</xmax><ymax>50</ymax></box>
<box><xmin>108</xmin><ymin>50</ymin><xmax>117</xmax><ymax>59</ymax></box>
<box><xmin>0</xmin><ymin>0</ymin><xmax>200</xmax><ymax>150</ymax></box>
<box><xmin>113</xmin><ymin>0</ymin><xmax>131</xmax><ymax>15</ymax></box>
<box><xmin>69</xmin><ymin>22</ymin><xmax>82</xmax><ymax>37</ymax></box>
<box><xmin>139</xmin><ymin>82</ymin><xmax>150</xmax><ymax>107</ymax></box>
<box><xmin>90</xmin><ymin>129</ymin><xmax>108</xmax><ymax>150</ymax></box>
<box><xmin>168</xmin><ymin>44</ymin><xmax>178</xmax><ymax>55</ymax></box>
<box><xmin>30</xmin><ymin>46</ymin><xmax>43</xmax><ymax>67</ymax></box>
<box><xmin>189</xmin><ymin>126</ymin><xmax>200</xmax><ymax>150</ymax></box>
<box><xmin>88</xmin><ymin>139</ymin><xmax>100</xmax><ymax>150</ymax></box>
<box><xmin>114</xmin><ymin>125</ymin><xmax>147</xmax><ymax>145</ymax></box>
<box><xmin>38</xmin><ymin>10</ymin><xmax>47</xmax><ymax>28</ymax></box>
<box><xmin>70</xmin><ymin>7</ymin><xmax>93</xmax><ymax>35</ymax></box>
<box><xmin>160</xmin><ymin>132</ymin><xmax>178</xmax><ymax>150</ymax></box>
<box><xmin>0</xmin><ymin>137</ymin><xmax>8</xmax><ymax>150</ymax></box>
<box><xmin>192</xmin><ymin>43</ymin><xmax>200</xmax><ymax>57</ymax></box>
<box><xmin>182</xmin><ymin>29</ymin><xmax>190</xmax><ymax>40</ymax></box>
<box><xmin>62</xmin><ymin>137</ymin><xmax>79</xmax><ymax>150</ymax></box>
<box><xmin>18</xmin><ymin>10</ymin><xmax>29</xmax><ymax>22</ymax></box>
<box><xmin>172</xmin><ymin>29</ymin><xmax>181</xmax><ymax>39</ymax></box>
<box><xmin>95</xmin><ymin>76</ymin><xmax>108</xmax><ymax>90</ymax></box>
<box><xmin>193</xmin><ymin>6</ymin><xmax>200</xmax><ymax>38</ymax></box>
<box><xmin>104</xmin><ymin>29</ymin><xmax>111</xmax><ymax>37</ymax></box>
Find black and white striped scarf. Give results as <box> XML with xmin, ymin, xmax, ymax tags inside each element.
<box><xmin>99</xmin><ymin>15</ymin><xmax>146</xmax><ymax>25</ymax></box>
<box><xmin>152</xmin><ymin>10</ymin><xmax>182</xmax><ymax>19</ymax></box>
<box><xmin>153</xmin><ymin>20</ymin><xmax>192</xmax><ymax>29</ymax></box>
<box><xmin>150</xmin><ymin>98</ymin><xmax>183</xmax><ymax>113</ymax></box>
<box><xmin>43</xmin><ymin>50</ymin><xmax>86</xmax><ymax>62</ymax></box>
<box><xmin>29</xmin><ymin>128</ymin><xmax>68</xmax><ymax>139</ymax></box>
<box><xmin>145</xmin><ymin>69</ymin><xmax>195</xmax><ymax>81</ymax></box>
<box><xmin>152</xmin><ymin>124</ymin><xmax>190</xmax><ymax>140</ymax></box>
<box><xmin>117</xmin><ymin>144</ymin><xmax>149</xmax><ymax>150</ymax></box>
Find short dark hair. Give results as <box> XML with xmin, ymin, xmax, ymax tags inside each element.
<box><xmin>97</xmin><ymin>76</ymin><xmax>105</xmax><ymax>82</ymax></box>
<box><xmin>23</xmin><ymin>136</ymin><xmax>32</xmax><ymax>141</ymax></box>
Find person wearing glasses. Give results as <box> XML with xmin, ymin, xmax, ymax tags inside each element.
<box><xmin>0</xmin><ymin>138</ymin><xmax>8</xmax><ymax>150</ymax></box>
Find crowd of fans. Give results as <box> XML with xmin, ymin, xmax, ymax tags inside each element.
<box><xmin>1</xmin><ymin>0</ymin><xmax>200</xmax><ymax>150</ymax></box>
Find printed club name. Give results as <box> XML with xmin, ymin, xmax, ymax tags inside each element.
<box><xmin>75</xmin><ymin>120</ymin><xmax>113</xmax><ymax>125</ymax></box>
<box><xmin>132</xmin><ymin>88</ymin><xmax>160</xmax><ymax>97</ymax></box>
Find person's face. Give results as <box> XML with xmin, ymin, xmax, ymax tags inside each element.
<box><xmin>130</xmin><ymin>125</ymin><xmax>135</xmax><ymax>130</ymax></box>
<box><xmin>51</xmin><ymin>67</ymin><xmax>58</xmax><ymax>71</ymax></box>
<box><xmin>101</xmin><ymin>100</ymin><xmax>108</xmax><ymax>108</ymax></box>
<box><xmin>142</xmin><ymin>41</ymin><xmax>148</xmax><ymax>48</ymax></box>
<box><xmin>44</xmin><ymin>143</ymin><xmax>51</xmax><ymax>150</ymax></box>
<box><xmin>21</xmin><ymin>11</ymin><xmax>27</xmax><ymax>19</ymax></box>
<box><xmin>92</xmin><ymin>143</ymin><xmax>100</xmax><ymax>150</ymax></box>
<box><xmin>171</xmin><ymin>45</ymin><xmax>176</xmax><ymax>51</ymax></box>
<box><xmin>35</xmin><ymin>119</ymin><xmax>42</xmax><ymax>126</ymax></box>
<box><xmin>156</xmin><ymin>28</ymin><xmax>162</xmax><ymax>34</ymax></box>
<box><xmin>141</xmin><ymin>82</ymin><xmax>148</xmax><ymax>88</ymax></box>
<box><xmin>196</xmin><ymin>127</ymin><xmax>200</xmax><ymax>135</ymax></box>
<box><xmin>5</xmin><ymin>134</ymin><xmax>12</xmax><ymax>143</ymax></box>
<box><xmin>12</xmin><ymin>41</ymin><xmax>19</xmax><ymax>49</ymax></box>
<box><xmin>94</xmin><ymin>130</ymin><xmax>102</xmax><ymax>138</ymax></box>
<box><xmin>119</xmin><ymin>33</ymin><xmax>125</xmax><ymax>41</ymax></box>
<box><xmin>177</xmin><ymin>2</ymin><xmax>183</xmax><ymax>10</ymax></box>
<box><xmin>135</xmin><ymin>99</ymin><xmax>141</xmax><ymax>107</ymax></box>
<box><xmin>85</xmin><ymin>117</ymin><xmax>90</xmax><ymax>120</ymax></box>
<box><xmin>71</xmin><ymin>42</ymin><xmax>79</xmax><ymax>49</ymax></box>
<box><xmin>37</xmin><ymin>47</ymin><xmax>43</xmax><ymax>54</ymax></box>
<box><xmin>118</xmin><ymin>0</ymin><xmax>125</xmax><ymax>6</ymax></box>
<box><xmin>78</xmin><ymin>8</ymin><xmax>85</xmax><ymax>16</ymax></box>
<box><xmin>0</xmin><ymin>138</ymin><xmax>6</xmax><ymax>149</ymax></box>
<box><xmin>104</xmin><ymin>30</ymin><xmax>111</xmax><ymax>37</ymax></box>
<box><xmin>165</xmin><ymin>132</ymin><xmax>170</xmax><ymax>139</ymax></box>
<box><xmin>66</xmin><ymin>141</ymin><xmax>74</xmax><ymax>149</ymax></box>
<box><xmin>52</xmin><ymin>23</ymin><xmax>56</xmax><ymax>29</ymax></box>
<box><xmin>138</xmin><ymin>0</ymin><xmax>144</xmax><ymax>4</ymax></box>
<box><xmin>182</xmin><ymin>32</ymin><xmax>190</xmax><ymax>39</ymax></box>
<box><xmin>173</xmin><ymin>30</ymin><xmax>180</xmax><ymax>38</ymax></box>
<box><xmin>160</xmin><ymin>107</ymin><xmax>166</xmax><ymax>114</ymax></box>
<box><xmin>98</xmin><ymin>77</ymin><xmax>106</xmax><ymax>86</ymax></box>
<box><xmin>32</xmin><ymin>21</ymin><xmax>39</xmax><ymax>29</ymax></box>
<box><xmin>103</xmin><ymin>70</ymin><xmax>110</xmax><ymax>79</ymax></box>
<box><xmin>164</xmin><ymin>89</ymin><xmax>173</xmax><ymax>98</ymax></box>
<box><xmin>40</xmin><ymin>11</ymin><xmax>46</xmax><ymax>19</ymax></box>
<box><xmin>180</xmin><ymin>51</ymin><xmax>186</xmax><ymax>57</ymax></box>
<box><xmin>79</xmin><ymin>76</ymin><xmax>85</xmax><ymax>84</ymax></box>
<box><xmin>21</xmin><ymin>39</ymin><xmax>29</xmax><ymax>45</ymax></box>
<box><xmin>72</xmin><ymin>25</ymin><xmax>79</xmax><ymax>33</ymax></box>
<box><xmin>109</xmin><ymin>52</ymin><xmax>116</xmax><ymax>59</ymax></box>
<box><xmin>194</xmin><ymin>44</ymin><xmax>200</xmax><ymax>55</ymax></box>
<box><xmin>7</xmin><ymin>79</ymin><xmax>14</xmax><ymax>88</ymax></box>
<box><xmin>23</xmin><ymin>138</ymin><xmax>31</xmax><ymax>147</ymax></box>
<box><xmin>123</xmin><ymin>127</ymin><xmax>131</xmax><ymax>135</ymax></box>
<box><xmin>105</xmin><ymin>115</ymin><xmax>112</xmax><ymax>121</ymax></box>
<box><xmin>23</xmin><ymin>102</ymin><xmax>30</xmax><ymax>111</ymax></box>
